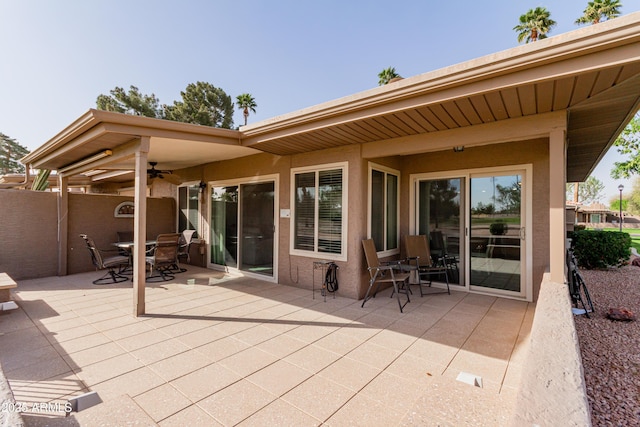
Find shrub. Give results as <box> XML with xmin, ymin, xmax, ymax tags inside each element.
<box><xmin>490</xmin><ymin>221</ymin><xmax>508</xmax><ymax>235</ymax></box>
<box><xmin>570</xmin><ymin>230</ymin><xmax>631</xmax><ymax>269</ymax></box>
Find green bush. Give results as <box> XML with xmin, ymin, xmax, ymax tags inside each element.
<box><xmin>490</xmin><ymin>221</ymin><xmax>508</xmax><ymax>235</ymax></box>
<box><xmin>570</xmin><ymin>230</ymin><xmax>631</xmax><ymax>269</ymax></box>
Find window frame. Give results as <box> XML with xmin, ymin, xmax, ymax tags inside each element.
<box><xmin>290</xmin><ymin>162</ymin><xmax>348</xmax><ymax>261</ymax></box>
<box><xmin>367</xmin><ymin>162</ymin><xmax>400</xmax><ymax>257</ymax></box>
<box><xmin>177</xmin><ymin>182</ymin><xmax>201</xmax><ymax>237</ymax></box>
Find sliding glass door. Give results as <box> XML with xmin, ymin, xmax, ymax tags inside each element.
<box><xmin>416</xmin><ymin>178</ymin><xmax>464</xmax><ymax>285</ymax></box>
<box><xmin>210</xmin><ymin>180</ymin><xmax>275</xmax><ymax>278</ymax></box>
<box><xmin>469</xmin><ymin>173</ymin><xmax>523</xmax><ymax>293</ymax></box>
<box><xmin>414</xmin><ymin>167</ymin><xmax>529</xmax><ymax>299</ymax></box>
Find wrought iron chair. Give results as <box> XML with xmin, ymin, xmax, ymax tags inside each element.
<box><xmin>361</xmin><ymin>239</ymin><xmax>411</xmax><ymax>313</ymax></box>
<box><xmin>146</xmin><ymin>233</ymin><xmax>181</xmax><ymax>281</ymax></box>
<box><xmin>174</xmin><ymin>229</ymin><xmax>197</xmax><ymax>272</ymax></box>
<box><xmin>403</xmin><ymin>235</ymin><xmax>450</xmax><ymax>296</ymax></box>
<box><xmin>80</xmin><ymin>234</ymin><xmax>130</xmax><ymax>285</ymax></box>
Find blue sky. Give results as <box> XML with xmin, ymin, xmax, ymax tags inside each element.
<box><xmin>1</xmin><ymin>0</ymin><xmax>639</xmax><ymax>202</ymax></box>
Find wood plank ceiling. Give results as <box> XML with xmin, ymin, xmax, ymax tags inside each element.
<box><xmin>249</xmin><ymin>62</ymin><xmax>640</xmax><ymax>182</ymax></box>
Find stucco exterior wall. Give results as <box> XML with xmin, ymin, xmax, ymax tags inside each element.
<box><xmin>365</xmin><ymin>138</ymin><xmax>550</xmax><ymax>301</ymax></box>
<box><xmin>194</xmin><ymin>148</ymin><xmax>367</xmax><ymax>299</ymax></box>
<box><xmin>180</xmin><ymin>135</ymin><xmax>551</xmax><ymax>302</ymax></box>
<box><xmin>67</xmin><ymin>193</ymin><xmax>176</xmax><ymax>274</ymax></box>
<box><xmin>0</xmin><ymin>189</ymin><xmax>58</xmax><ymax>280</ymax></box>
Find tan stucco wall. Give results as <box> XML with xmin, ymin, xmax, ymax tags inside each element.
<box><xmin>178</xmin><ymin>136</ymin><xmax>551</xmax><ymax>301</ymax></box>
<box><xmin>189</xmin><ymin>148</ymin><xmax>367</xmax><ymax>299</ymax></box>
<box><xmin>366</xmin><ymin>138</ymin><xmax>550</xmax><ymax>301</ymax></box>
<box><xmin>67</xmin><ymin>193</ymin><xmax>175</xmax><ymax>274</ymax></box>
<box><xmin>0</xmin><ymin>189</ymin><xmax>58</xmax><ymax>280</ymax></box>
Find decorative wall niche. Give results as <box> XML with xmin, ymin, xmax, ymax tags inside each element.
<box><xmin>114</xmin><ymin>201</ymin><xmax>135</xmax><ymax>218</ymax></box>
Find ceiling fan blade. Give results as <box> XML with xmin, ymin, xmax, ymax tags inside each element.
<box><xmin>163</xmin><ymin>173</ymin><xmax>182</xmax><ymax>185</ymax></box>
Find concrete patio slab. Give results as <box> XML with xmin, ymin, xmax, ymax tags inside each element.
<box><xmin>0</xmin><ymin>266</ymin><xmax>533</xmax><ymax>425</ymax></box>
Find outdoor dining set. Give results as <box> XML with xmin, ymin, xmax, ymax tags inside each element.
<box><xmin>80</xmin><ymin>230</ymin><xmax>196</xmax><ymax>285</ymax></box>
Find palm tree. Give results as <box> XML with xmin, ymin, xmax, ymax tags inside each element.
<box><xmin>378</xmin><ymin>67</ymin><xmax>401</xmax><ymax>86</ymax></box>
<box><xmin>514</xmin><ymin>7</ymin><xmax>557</xmax><ymax>43</ymax></box>
<box><xmin>575</xmin><ymin>0</ymin><xmax>622</xmax><ymax>25</ymax></box>
<box><xmin>235</xmin><ymin>93</ymin><xmax>257</xmax><ymax>126</ymax></box>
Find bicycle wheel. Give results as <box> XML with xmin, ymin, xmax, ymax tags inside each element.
<box><xmin>574</xmin><ymin>271</ymin><xmax>594</xmax><ymax>317</ymax></box>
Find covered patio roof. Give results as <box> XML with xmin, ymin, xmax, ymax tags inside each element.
<box><xmin>21</xmin><ymin>12</ymin><xmax>640</xmax><ymax>184</ymax></box>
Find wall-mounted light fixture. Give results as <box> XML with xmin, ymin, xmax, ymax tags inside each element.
<box><xmin>198</xmin><ymin>181</ymin><xmax>207</xmax><ymax>194</ymax></box>
<box><xmin>453</xmin><ymin>146</ymin><xmax>464</xmax><ymax>153</ymax></box>
<box><xmin>58</xmin><ymin>150</ymin><xmax>113</xmax><ymax>174</ymax></box>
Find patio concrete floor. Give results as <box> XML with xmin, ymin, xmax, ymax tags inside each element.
<box><xmin>1</xmin><ymin>266</ymin><xmax>534</xmax><ymax>426</ymax></box>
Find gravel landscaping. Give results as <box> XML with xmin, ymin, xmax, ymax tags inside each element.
<box><xmin>574</xmin><ymin>262</ymin><xmax>640</xmax><ymax>426</ymax></box>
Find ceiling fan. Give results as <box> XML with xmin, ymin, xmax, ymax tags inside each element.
<box><xmin>147</xmin><ymin>162</ymin><xmax>181</xmax><ymax>185</ymax></box>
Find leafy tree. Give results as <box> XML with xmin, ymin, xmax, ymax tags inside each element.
<box><xmin>566</xmin><ymin>176</ymin><xmax>605</xmax><ymax>204</ymax></box>
<box><xmin>378</xmin><ymin>67</ymin><xmax>401</xmax><ymax>86</ymax></box>
<box><xmin>428</xmin><ymin>180</ymin><xmax>459</xmax><ymax>228</ymax></box>
<box><xmin>514</xmin><ymin>7</ymin><xmax>557</xmax><ymax>43</ymax></box>
<box><xmin>496</xmin><ymin>181</ymin><xmax>521</xmax><ymax>213</ymax></box>
<box><xmin>611</xmin><ymin>113</ymin><xmax>640</xmax><ymax>179</ymax></box>
<box><xmin>611</xmin><ymin>177</ymin><xmax>640</xmax><ymax>215</ymax></box>
<box><xmin>164</xmin><ymin>82</ymin><xmax>234</xmax><ymax>129</ymax></box>
<box><xmin>575</xmin><ymin>0</ymin><xmax>622</xmax><ymax>25</ymax></box>
<box><xmin>472</xmin><ymin>202</ymin><xmax>495</xmax><ymax>215</ymax></box>
<box><xmin>236</xmin><ymin>93</ymin><xmax>257</xmax><ymax>126</ymax></box>
<box><xmin>0</xmin><ymin>133</ymin><xmax>29</xmax><ymax>174</ymax></box>
<box><xmin>96</xmin><ymin>85</ymin><xmax>161</xmax><ymax>118</ymax></box>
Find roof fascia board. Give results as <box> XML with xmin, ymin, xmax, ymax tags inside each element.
<box><xmin>241</xmin><ymin>12</ymin><xmax>640</xmax><ymax>138</ymax></box>
<box><xmin>30</xmin><ymin>124</ymin><xmax>109</xmax><ymax>169</ymax></box>
<box><xmin>362</xmin><ymin>111</ymin><xmax>567</xmax><ymax>158</ymax></box>
<box><xmin>100</xmin><ymin>122</ymin><xmax>242</xmax><ymax>146</ymax></box>
<box><xmin>242</xmin><ymin>43</ymin><xmax>638</xmax><ymax>147</ymax></box>
<box><xmin>24</xmin><ymin>109</ymin><xmax>243</xmax><ymax>166</ymax></box>
<box><xmin>22</xmin><ymin>110</ymin><xmax>98</xmax><ymax>165</ymax></box>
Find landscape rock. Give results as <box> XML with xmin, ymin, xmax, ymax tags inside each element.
<box><xmin>607</xmin><ymin>307</ymin><xmax>636</xmax><ymax>321</ymax></box>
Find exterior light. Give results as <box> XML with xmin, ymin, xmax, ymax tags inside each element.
<box><xmin>618</xmin><ymin>184</ymin><xmax>624</xmax><ymax>232</ymax></box>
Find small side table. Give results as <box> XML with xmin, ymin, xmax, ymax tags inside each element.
<box><xmin>312</xmin><ymin>260</ymin><xmax>335</xmax><ymax>302</ymax></box>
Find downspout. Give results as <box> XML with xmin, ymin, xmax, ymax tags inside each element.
<box><xmin>0</xmin><ymin>164</ymin><xmax>30</xmax><ymax>189</ymax></box>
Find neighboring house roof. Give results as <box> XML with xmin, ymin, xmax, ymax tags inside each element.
<box><xmin>22</xmin><ymin>11</ymin><xmax>640</xmax><ymax>183</ymax></box>
<box><xmin>577</xmin><ymin>203</ymin><xmax>612</xmax><ymax>213</ymax></box>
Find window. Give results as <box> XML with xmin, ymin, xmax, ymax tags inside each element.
<box><xmin>368</xmin><ymin>164</ymin><xmax>399</xmax><ymax>254</ymax></box>
<box><xmin>291</xmin><ymin>163</ymin><xmax>347</xmax><ymax>259</ymax></box>
<box><xmin>178</xmin><ymin>184</ymin><xmax>200</xmax><ymax>236</ymax></box>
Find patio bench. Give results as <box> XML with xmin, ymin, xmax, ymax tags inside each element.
<box><xmin>0</xmin><ymin>272</ymin><xmax>18</xmax><ymax>311</ymax></box>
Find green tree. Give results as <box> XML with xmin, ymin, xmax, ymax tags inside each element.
<box><xmin>0</xmin><ymin>133</ymin><xmax>29</xmax><ymax>174</ymax></box>
<box><xmin>611</xmin><ymin>113</ymin><xmax>640</xmax><ymax>179</ymax></box>
<box><xmin>611</xmin><ymin>177</ymin><xmax>640</xmax><ymax>215</ymax></box>
<box><xmin>496</xmin><ymin>181</ymin><xmax>521</xmax><ymax>213</ymax></box>
<box><xmin>164</xmin><ymin>82</ymin><xmax>234</xmax><ymax>129</ymax></box>
<box><xmin>514</xmin><ymin>7</ymin><xmax>557</xmax><ymax>43</ymax></box>
<box><xmin>575</xmin><ymin>0</ymin><xmax>622</xmax><ymax>25</ymax></box>
<box><xmin>96</xmin><ymin>85</ymin><xmax>161</xmax><ymax>118</ymax></box>
<box><xmin>235</xmin><ymin>93</ymin><xmax>257</xmax><ymax>126</ymax></box>
<box><xmin>378</xmin><ymin>67</ymin><xmax>401</xmax><ymax>86</ymax></box>
<box><xmin>566</xmin><ymin>176</ymin><xmax>605</xmax><ymax>204</ymax></box>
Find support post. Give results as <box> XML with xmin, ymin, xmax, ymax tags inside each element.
<box><xmin>58</xmin><ymin>174</ymin><xmax>69</xmax><ymax>276</ymax></box>
<box><xmin>133</xmin><ymin>138</ymin><xmax>149</xmax><ymax>317</ymax></box>
<box><xmin>549</xmin><ymin>129</ymin><xmax>567</xmax><ymax>284</ymax></box>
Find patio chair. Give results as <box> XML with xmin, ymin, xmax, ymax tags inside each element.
<box><xmin>80</xmin><ymin>234</ymin><xmax>130</xmax><ymax>285</ymax></box>
<box><xmin>146</xmin><ymin>233</ymin><xmax>181</xmax><ymax>281</ymax></box>
<box><xmin>175</xmin><ymin>229</ymin><xmax>197</xmax><ymax>271</ymax></box>
<box><xmin>429</xmin><ymin>230</ymin><xmax>459</xmax><ymax>283</ymax></box>
<box><xmin>403</xmin><ymin>235</ymin><xmax>450</xmax><ymax>296</ymax></box>
<box><xmin>361</xmin><ymin>239</ymin><xmax>411</xmax><ymax>313</ymax></box>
